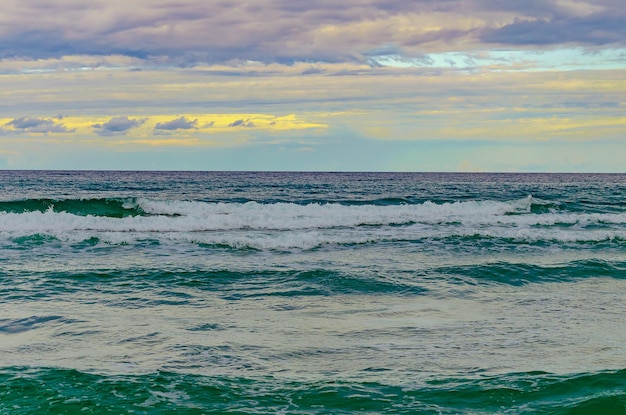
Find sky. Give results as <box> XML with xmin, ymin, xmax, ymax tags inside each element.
<box><xmin>0</xmin><ymin>0</ymin><xmax>625</xmax><ymax>171</ymax></box>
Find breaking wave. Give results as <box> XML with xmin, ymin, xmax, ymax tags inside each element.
<box><xmin>1</xmin><ymin>196</ymin><xmax>625</xmax><ymax>250</ymax></box>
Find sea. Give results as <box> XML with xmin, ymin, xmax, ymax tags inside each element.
<box><xmin>1</xmin><ymin>171</ymin><xmax>625</xmax><ymax>414</ymax></box>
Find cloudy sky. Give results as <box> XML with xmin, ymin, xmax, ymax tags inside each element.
<box><xmin>0</xmin><ymin>0</ymin><xmax>625</xmax><ymax>171</ymax></box>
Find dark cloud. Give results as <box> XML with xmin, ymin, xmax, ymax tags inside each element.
<box><xmin>0</xmin><ymin>1</ymin><xmax>624</xmax><ymax>65</ymax></box>
<box><xmin>2</xmin><ymin>117</ymin><xmax>74</xmax><ymax>134</ymax></box>
<box><xmin>481</xmin><ymin>13</ymin><xmax>626</xmax><ymax>46</ymax></box>
<box><xmin>154</xmin><ymin>116</ymin><xmax>198</xmax><ymax>131</ymax></box>
<box><xmin>92</xmin><ymin>116</ymin><xmax>145</xmax><ymax>136</ymax></box>
<box><xmin>229</xmin><ymin>119</ymin><xmax>255</xmax><ymax>127</ymax></box>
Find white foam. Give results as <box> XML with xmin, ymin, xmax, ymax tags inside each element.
<box><xmin>1</xmin><ymin>198</ymin><xmax>625</xmax><ymax>250</ymax></box>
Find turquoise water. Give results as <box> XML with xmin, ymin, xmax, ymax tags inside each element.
<box><xmin>1</xmin><ymin>171</ymin><xmax>625</xmax><ymax>414</ymax></box>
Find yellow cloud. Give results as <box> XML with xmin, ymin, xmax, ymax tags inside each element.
<box><xmin>0</xmin><ymin>113</ymin><xmax>325</xmax><ymax>137</ymax></box>
<box><xmin>0</xmin><ymin>112</ymin><xmax>327</xmax><ymax>150</ymax></box>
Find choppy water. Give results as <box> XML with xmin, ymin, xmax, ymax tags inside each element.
<box><xmin>1</xmin><ymin>171</ymin><xmax>625</xmax><ymax>414</ymax></box>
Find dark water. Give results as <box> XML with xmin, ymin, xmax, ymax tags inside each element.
<box><xmin>1</xmin><ymin>171</ymin><xmax>625</xmax><ymax>414</ymax></box>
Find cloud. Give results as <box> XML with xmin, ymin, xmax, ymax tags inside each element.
<box><xmin>229</xmin><ymin>118</ymin><xmax>255</xmax><ymax>127</ymax></box>
<box><xmin>92</xmin><ymin>116</ymin><xmax>145</xmax><ymax>136</ymax></box>
<box><xmin>154</xmin><ymin>116</ymin><xmax>198</xmax><ymax>130</ymax></box>
<box><xmin>300</xmin><ymin>67</ymin><xmax>326</xmax><ymax>75</ymax></box>
<box><xmin>1</xmin><ymin>117</ymin><xmax>74</xmax><ymax>134</ymax></box>
<box><xmin>480</xmin><ymin>13</ymin><xmax>626</xmax><ymax>46</ymax></box>
<box><xmin>0</xmin><ymin>0</ymin><xmax>624</xmax><ymax>66</ymax></box>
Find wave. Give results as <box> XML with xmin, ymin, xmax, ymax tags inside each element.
<box><xmin>0</xmin><ymin>194</ymin><xmax>592</xmax><ymax>216</ymax></box>
<box><xmin>1</xmin><ymin>367</ymin><xmax>624</xmax><ymax>414</ymax></box>
<box><xmin>5</xmin><ymin>195</ymin><xmax>625</xmax><ymax>226</ymax></box>
<box><xmin>435</xmin><ymin>259</ymin><xmax>626</xmax><ymax>286</ymax></box>
<box><xmin>0</xmin><ymin>315</ymin><xmax>71</xmax><ymax>334</ymax></box>
<box><xmin>3</xmin><ymin>260</ymin><xmax>624</xmax><ymax>307</ymax></box>
<box><xmin>0</xmin><ymin>268</ymin><xmax>427</xmax><ymax>304</ymax></box>
<box><xmin>1</xmin><ymin>196</ymin><xmax>625</xmax><ymax>250</ymax></box>
<box><xmin>0</xmin><ymin>198</ymin><xmax>144</xmax><ymax>217</ymax></box>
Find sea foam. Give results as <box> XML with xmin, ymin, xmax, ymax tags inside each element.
<box><xmin>1</xmin><ymin>197</ymin><xmax>625</xmax><ymax>249</ymax></box>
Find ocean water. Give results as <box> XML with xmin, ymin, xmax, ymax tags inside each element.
<box><xmin>1</xmin><ymin>171</ymin><xmax>625</xmax><ymax>414</ymax></box>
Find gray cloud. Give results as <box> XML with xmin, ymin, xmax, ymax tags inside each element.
<box><xmin>0</xmin><ymin>1</ymin><xmax>624</xmax><ymax>66</ymax></box>
<box><xmin>154</xmin><ymin>116</ymin><xmax>198</xmax><ymax>131</ymax></box>
<box><xmin>300</xmin><ymin>67</ymin><xmax>326</xmax><ymax>75</ymax></box>
<box><xmin>92</xmin><ymin>116</ymin><xmax>145</xmax><ymax>136</ymax></box>
<box><xmin>229</xmin><ymin>119</ymin><xmax>255</xmax><ymax>127</ymax></box>
<box><xmin>481</xmin><ymin>12</ymin><xmax>626</xmax><ymax>46</ymax></box>
<box><xmin>2</xmin><ymin>117</ymin><xmax>74</xmax><ymax>134</ymax></box>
